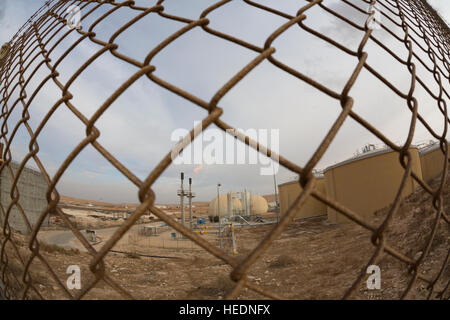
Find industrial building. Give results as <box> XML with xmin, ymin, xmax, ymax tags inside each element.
<box><xmin>278</xmin><ymin>175</ymin><xmax>327</xmax><ymax>219</ymax></box>
<box><xmin>277</xmin><ymin>144</ymin><xmax>439</xmax><ymax>224</ymax></box>
<box><xmin>0</xmin><ymin>161</ymin><xmax>49</xmax><ymax>234</ymax></box>
<box><xmin>324</xmin><ymin>146</ymin><xmax>423</xmax><ymax>223</ymax></box>
<box><xmin>419</xmin><ymin>142</ymin><xmax>448</xmax><ymax>183</ymax></box>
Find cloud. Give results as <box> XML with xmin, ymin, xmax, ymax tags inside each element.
<box><xmin>0</xmin><ymin>1</ymin><xmax>46</xmax><ymax>43</ymax></box>
<box><xmin>0</xmin><ymin>0</ymin><xmax>448</xmax><ymax>204</ymax></box>
<box><xmin>0</xmin><ymin>2</ymin><xmax>6</xmax><ymax>21</ymax></box>
<box><xmin>427</xmin><ymin>0</ymin><xmax>450</xmax><ymax>23</ymax></box>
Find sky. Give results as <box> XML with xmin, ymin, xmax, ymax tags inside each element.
<box><xmin>0</xmin><ymin>0</ymin><xmax>449</xmax><ymax>204</ymax></box>
<box><xmin>428</xmin><ymin>0</ymin><xmax>450</xmax><ymax>24</ymax></box>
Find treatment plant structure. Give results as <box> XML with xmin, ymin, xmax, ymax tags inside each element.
<box><xmin>278</xmin><ymin>142</ymin><xmax>447</xmax><ymax>223</ymax></box>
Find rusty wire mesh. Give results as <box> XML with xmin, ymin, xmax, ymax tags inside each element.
<box><xmin>0</xmin><ymin>0</ymin><xmax>448</xmax><ymax>300</ymax></box>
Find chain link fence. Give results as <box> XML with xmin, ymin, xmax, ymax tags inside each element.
<box><xmin>0</xmin><ymin>0</ymin><xmax>449</xmax><ymax>300</ymax></box>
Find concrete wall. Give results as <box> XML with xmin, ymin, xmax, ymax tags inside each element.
<box><xmin>420</xmin><ymin>144</ymin><xmax>448</xmax><ymax>183</ymax></box>
<box><xmin>324</xmin><ymin>148</ymin><xmax>423</xmax><ymax>223</ymax></box>
<box><xmin>278</xmin><ymin>177</ymin><xmax>327</xmax><ymax>219</ymax></box>
<box><xmin>0</xmin><ymin>161</ymin><xmax>48</xmax><ymax>234</ymax></box>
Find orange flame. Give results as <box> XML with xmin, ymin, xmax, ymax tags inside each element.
<box><xmin>193</xmin><ymin>164</ymin><xmax>203</xmax><ymax>174</ymax></box>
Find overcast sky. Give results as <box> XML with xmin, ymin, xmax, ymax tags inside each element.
<box><xmin>0</xmin><ymin>0</ymin><xmax>449</xmax><ymax>204</ymax></box>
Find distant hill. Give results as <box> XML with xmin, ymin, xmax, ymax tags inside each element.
<box><xmin>60</xmin><ymin>195</ymin><xmax>123</xmax><ymax>208</ymax></box>
<box><xmin>60</xmin><ymin>195</ymin><xmax>210</xmax><ymax>209</ymax></box>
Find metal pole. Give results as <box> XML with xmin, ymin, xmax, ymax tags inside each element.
<box><xmin>242</xmin><ymin>189</ymin><xmax>248</xmax><ymax>217</ymax></box>
<box><xmin>189</xmin><ymin>178</ymin><xmax>193</xmax><ymax>231</ymax></box>
<box><xmin>227</xmin><ymin>192</ymin><xmax>232</xmax><ymax>218</ymax></box>
<box><xmin>217</xmin><ymin>183</ymin><xmax>222</xmax><ymax>249</ymax></box>
<box><xmin>231</xmin><ymin>223</ymin><xmax>237</xmax><ymax>254</ymax></box>
<box><xmin>272</xmin><ymin>161</ymin><xmax>279</xmax><ymax>224</ymax></box>
<box><xmin>180</xmin><ymin>172</ymin><xmax>185</xmax><ymax>227</ymax></box>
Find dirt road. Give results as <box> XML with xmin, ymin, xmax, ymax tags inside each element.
<box><xmin>38</xmin><ymin>225</ymin><xmax>138</xmax><ymax>251</ymax></box>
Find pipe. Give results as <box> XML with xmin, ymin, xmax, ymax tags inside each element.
<box><xmin>189</xmin><ymin>177</ymin><xmax>193</xmax><ymax>231</ymax></box>
<box><xmin>180</xmin><ymin>172</ymin><xmax>185</xmax><ymax>227</ymax></box>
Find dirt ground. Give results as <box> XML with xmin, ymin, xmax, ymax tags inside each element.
<box><xmin>1</xmin><ymin>175</ymin><xmax>448</xmax><ymax>300</ymax></box>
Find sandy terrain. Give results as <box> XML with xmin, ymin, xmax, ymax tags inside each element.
<box><xmin>1</xmin><ymin>174</ymin><xmax>448</xmax><ymax>300</ymax></box>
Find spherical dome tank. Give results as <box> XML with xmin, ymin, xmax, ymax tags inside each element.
<box><xmin>250</xmin><ymin>195</ymin><xmax>268</xmax><ymax>214</ymax></box>
<box><xmin>208</xmin><ymin>194</ymin><xmax>242</xmax><ymax>217</ymax></box>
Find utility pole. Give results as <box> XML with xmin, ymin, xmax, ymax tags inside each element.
<box><xmin>217</xmin><ymin>183</ymin><xmax>222</xmax><ymax>249</ymax></box>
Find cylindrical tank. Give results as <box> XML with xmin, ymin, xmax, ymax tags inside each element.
<box><xmin>208</xmin><ymin>194</ymin><xmax>242</xmax><ymax>217</ymax></box>
<box><xmin>419</xmin><ymin>143</ymin><xmax>448</xmax><ymax>183</ymax></box>
<box><xmin>249</xmin><ymin>195</ymin><xmax>268</xmax><ymax>215</ymax></box>
<box><xmin>278</xmin><ymin>176</ymin><xmax>326</xmax><ymax>219</ymax></box>
<box><xmin>324</xmin><ymin>147</ymin><xmax>423</xmax><ymax>223</ymax></box>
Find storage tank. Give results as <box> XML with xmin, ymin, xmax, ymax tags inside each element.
<box><xmin>208</xmin><ymin>194</ymin><xmax>242</xmax><ymax>218</ymax></box>
<box><xmin>419</xmin><ymin>142</ymin><xmax>448</xmax><ymax>183</ymax></box>
<box><xmin>278</xmin><ymin>176</ymin><xmax>327</xmax><ymax>219</ymax></box>
<box><xmin>324</xmin><ymin>147</ymin><xmax>423</xmax><ymax>223</ymax></box>
<box><xmin>249</xmin><ymin>195</ymin><xmax>268</xmax><ymax>215</ymax></box>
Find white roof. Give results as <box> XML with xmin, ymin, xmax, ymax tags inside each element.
<box><xmin>324</xmin><ymin>146</ymin><xmax>419</xmax><ymax>173</ymax></box>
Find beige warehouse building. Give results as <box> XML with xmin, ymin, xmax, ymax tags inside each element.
<box><xmin>324</xmin><ymin>147</ymin><xmax>423</xmax><ymax>223</ymax></box>
<box><xmin>278</xmin><ymin>176</ymin><xmax>327</xmax><ymax>219</ymax></box>
<box><xmin>419</xmin><ymin>142</ymin><xmax>448</xmax><ymax>183</ymax></box>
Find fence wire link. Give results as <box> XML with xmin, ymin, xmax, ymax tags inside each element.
<box><xmin>0</xmin><ymin>0</ymin><xmax>448</xmax><ymax>300</ymax></box>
